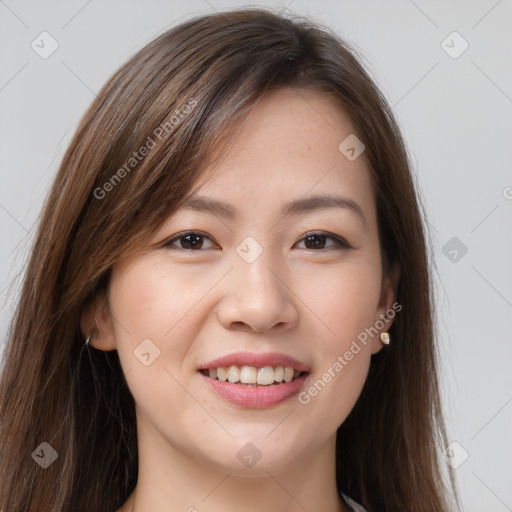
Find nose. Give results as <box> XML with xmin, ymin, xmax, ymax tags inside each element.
<box><xmin>216</xmin><ymin>253</ymin><xmax>299</xmax><ymax>333</ymax></box>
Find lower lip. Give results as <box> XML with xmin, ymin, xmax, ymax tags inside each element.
<box><xmin>199</xmin><ymin>372</ymin><xmax>309</xmax><ymax>409</ymax></box>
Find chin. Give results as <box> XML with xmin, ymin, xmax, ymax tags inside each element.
<box><xmin>193</xmin><ymin>436</ymin><xmax>305</xmax><ymax>476</ymax></box>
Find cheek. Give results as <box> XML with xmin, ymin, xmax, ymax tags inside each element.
<box><xmin>107</xmin><ymin>259</ymin><xmax>208</xmax><ymax>431</ymax></box>
<box><xmin>106</xmin><ymin>258</ymin><xmax>203</xmax><ymax>391</ymax></box>
<box><xmin>301</xmin><ymin>253</ymin><xmax>382</xmax><ymax>345</ymax></box>
<box><xmin>109</xmin><ymin>257</ymin><xmax>211</xmax><ymax>344</ymax></box>
<box><xmin>294</xmin><ymin>255</ymin><xmax>381</xmax><ymax>422</ymax></box>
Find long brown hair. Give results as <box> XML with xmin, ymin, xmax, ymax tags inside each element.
<box><xmin>0</xmin><ymin>7</ymin><xmax>459</xmax><ymax>511</ymax></box>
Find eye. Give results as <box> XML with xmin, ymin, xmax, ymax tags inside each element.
<box><xmin>295</xmin><ymin>231</ymin><xmax>350</xmax><ymax>251</ymax></box>
<box><xmin>164</xmin><ymin>230</ymin><xmax>350</xmax><ymax>252</ymax></box>
<box><xmin>164</xmin><ymin>231</ymin><xmax>218</xmax><ymax>251</ymax></box>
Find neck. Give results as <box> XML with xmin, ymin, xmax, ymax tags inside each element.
<box><xmin>125</xmin><ymin>412</ymin><xmax>347</xmax><ymax>512</ymax></box>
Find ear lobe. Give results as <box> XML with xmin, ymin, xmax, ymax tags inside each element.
<box><xmin>79</xmin><ymin>289</ymin><xmax>117</xmax><ymax>351</ymax></box>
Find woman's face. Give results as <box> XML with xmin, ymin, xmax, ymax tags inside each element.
<box><xmin>92</xmin><ymin>88</ymin><xmax>397</xmax><ymax>475</ymax></box>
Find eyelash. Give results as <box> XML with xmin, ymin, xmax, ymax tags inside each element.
<box><xmin>163</xmin><ymin>230</ymin><xmax>350</xmax><ymax>252</ymax></box>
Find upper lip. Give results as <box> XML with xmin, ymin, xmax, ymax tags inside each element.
<box><xmin>198</xmin><ymin>351</ymin><xmax>310</xmax><ymax>372</ymax></box>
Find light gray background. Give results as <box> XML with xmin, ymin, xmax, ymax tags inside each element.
<box><xmin>1</xmin><ymin>1</ymin><xmax>511</xmax><ymax>510</ymax></box>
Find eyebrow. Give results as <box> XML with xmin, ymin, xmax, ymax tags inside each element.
<box><xmin>179</xmin><ymin>193</ymin><xmax>368</xmax><ymax>230</ymax></box>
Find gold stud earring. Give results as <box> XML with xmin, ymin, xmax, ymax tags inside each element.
<box><xmin>380</xmin><ymin>332</ymin><xmax>390</xmax><ymax>345</ymax></box>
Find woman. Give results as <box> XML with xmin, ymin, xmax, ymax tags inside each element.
<box><xmin>0</xmin><ymin>7</ymin><xmax>460</xmax><ymax>512</ymax></box>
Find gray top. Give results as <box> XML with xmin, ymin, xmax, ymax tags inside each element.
<box><xmin>340</xmin><ymin>492</ymin><xmax>370</xmax><ymax>512</ymax></box>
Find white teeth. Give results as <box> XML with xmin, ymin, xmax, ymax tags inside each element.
<box><xmin>227</xmin><ymin>365</ymin><xmax>240</xmax><ymax>383</ymax></box>
<box><xmin>202</xmin><ymin>364</ymin><xmax>306</xmax><ymax>385</ymax></box>
<box><xmin>240</xmin><ymin>365</ymin><xmax>257</xmax><ymax>384</ymax></box>
<box><xmin>283</xmin><ymin>366</ymin><xmax>294</xmax><ymax>383</ymax></box>
<box><xmin>257</xmin><ymin>366</ymin><xmax>275</xmax><ymax>385</ymax></box>
<box><xmin>216</xmin><ymin>367</ymin><xmax>228</xmax><ymax>381</ymax></box>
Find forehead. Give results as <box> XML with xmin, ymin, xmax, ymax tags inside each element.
<box><xmin>185</xmin><ymin>88</ymin><xmax>376</xmax><ymax>225</ymax></box>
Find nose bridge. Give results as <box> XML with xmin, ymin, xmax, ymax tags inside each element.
<box><xmin>218</xmin><ymin>240</ymin><xmax>298</xmax><ymax>331</ymax></box>
<box><xmin>234</xmin><ymin>242</ymin><xmax>283</xmax><ymax>304</ymax></box>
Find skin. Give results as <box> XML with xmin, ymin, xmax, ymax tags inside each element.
<box><xmin>81</xmin><ymin>87</ymin><xmax>399</xmax><ymax>512</ymax></box>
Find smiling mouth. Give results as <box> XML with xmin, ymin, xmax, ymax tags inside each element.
<box><xmin>199</xmin><ymin>365</ymin><xmax>307</xmax><ymax>386</ymax></box>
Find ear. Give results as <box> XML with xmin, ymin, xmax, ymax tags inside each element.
<box><xmin>79</xmin><ymin>288</ymin><xmax>117</xmax><ymax>351</ymax></box>
<box><xmin>371</xmin><ymin>261</ymin><xmax>401</xmax><ymax>355</ymax></box>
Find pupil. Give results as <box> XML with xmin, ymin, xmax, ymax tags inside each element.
<box><xmin>306</xmin><ymin>234</ymin><xmax>325</xmax><ymax>249</ymax></box>
<box><xmin>183</xmin><ymin>234</ymin><xmax>202</xmax><ymax>249</ymax></box>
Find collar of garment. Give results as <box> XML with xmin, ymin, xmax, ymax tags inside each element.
<box><xmin>339</xmin><ymin>491</ymin><xmax>370</xmax><ymax>512</ymax></box>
